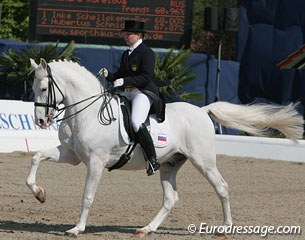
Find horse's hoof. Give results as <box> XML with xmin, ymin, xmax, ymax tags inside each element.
<box><xmin>134</xmin><ymin>228</ymin><xmax>150</xmax><ymax>238</ymax></box>
<box><xmin>65</xmin><ymin>227</ymin><xmax>83</xmax><ymax>238</ymax></box>
<box><xmin>35</xmin><ymin>187</ymin><xmax>46</xmax><ymax>203</ymax></box>
<box><xmin>216</xmin><ymin>232</ymin><xmax>227</xmax><ymax>239</ymax></box>
<box><xmin>65</xmin><ymin>231</ymin><xmax>78</xmax><ymax>238</ymax></box>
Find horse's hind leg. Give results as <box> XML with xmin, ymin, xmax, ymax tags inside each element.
<box><xmin>135</xmin><ymin>157</ymin><xmax>186</xmax><ymax>237</ymax></box>
<box><xmin>190</xmin><ymin>153</ymin><xmax>232</xmax><ymax>226</ymax></box>
<box><xmin>26</xmin><ymin>145</ymin><xmax>80</xmax><ymax>203</ymax></box>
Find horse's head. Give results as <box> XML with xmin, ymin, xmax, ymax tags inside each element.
<box><xmin>30</xmin><ymin>58</ymin><xmax>64</xmax><ymax>129</ymax></box>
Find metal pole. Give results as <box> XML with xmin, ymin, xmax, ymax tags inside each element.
<box><xmin>216</xmin><ymin>40</ymin><xmax>223</xmax><ymax>134</ymax></box>
<box><xmin>216</xmin><ymin>40</ymin><xmax>222</xmax><ymax>102</ymax></box>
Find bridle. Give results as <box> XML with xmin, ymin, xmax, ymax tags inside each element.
<box><xmin>34</xmin><ymin>65</ymin><xmax>65</xmax><ymax>116</ymax></box>
<box><xmin>34</xmin><ymin>63</ymin><xmax>116</xmax><ymax>124</ymax></box>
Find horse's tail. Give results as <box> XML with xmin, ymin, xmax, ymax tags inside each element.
<box><xmin>202</xmin><ymin>101</ymin><xmax>304</xmax><ymax>142</ymax></box>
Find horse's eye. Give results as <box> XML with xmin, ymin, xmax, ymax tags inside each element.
<box><xmin>41</xmin><ymin>88</ymin><xmax>47</xmax><ymax>92</ymax></box>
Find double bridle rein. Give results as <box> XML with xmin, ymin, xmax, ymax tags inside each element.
<box><xmin>34</xmin><ymin>64</ymin><xmax>116</xmax><ymax>124</ymax></box>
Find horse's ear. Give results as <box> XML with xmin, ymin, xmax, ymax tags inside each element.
<box><xmin>40</xmin><ymin>58</ymin><xmax>48</xmax><ymax>70</ymax></box>
<box><xmin>30</xmin><ymin>58</ymin><xmax>38</xmax><ymax>69</ymax></box>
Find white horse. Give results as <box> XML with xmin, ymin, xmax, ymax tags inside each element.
<box><xmin>27</xmin><ymin>58</ymin><xmax>304</xmax><ymax>237</ymax></box>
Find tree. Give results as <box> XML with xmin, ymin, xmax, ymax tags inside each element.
<box><xmin>0</xmin><ymin>0</ymin><xmax>29</xmax><ymax>41</ymax></box>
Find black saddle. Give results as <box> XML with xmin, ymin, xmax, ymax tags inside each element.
<box><xmin>108</xmin><ymin>96</ymin><xmax>136</xmax><ymax>172</ymax></box>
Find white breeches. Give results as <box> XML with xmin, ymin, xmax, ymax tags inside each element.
<box><xmin>121</xmin><ymin>88</ymin><xmax>152</xmax><ymax>132</ymax></box>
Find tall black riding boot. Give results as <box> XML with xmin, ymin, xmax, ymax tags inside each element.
<box><xmin>136</xmin><ymin>123</ymin><xmax>160</xmax><ymax>176</ymax></box>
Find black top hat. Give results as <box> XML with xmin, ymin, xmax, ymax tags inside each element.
<box><xmin>121</xmin><ymin>20</ymin><xmax>146</xmax><ymax>33</ymax></box>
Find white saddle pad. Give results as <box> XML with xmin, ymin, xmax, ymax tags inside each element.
<box><xmin>118</xmin><ymin>102</ymin><xmax>169</xmax><ymax>148</ymax></box>
<box><xmin>148</xmin><ymin>114</ymin><xmax>169</xmax><ymax>148</ymax></box>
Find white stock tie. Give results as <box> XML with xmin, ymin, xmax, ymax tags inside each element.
<box><xmin>128</xmin><ymin>48</ymin><xmax>134</xmax><ymax>55</ymax></box>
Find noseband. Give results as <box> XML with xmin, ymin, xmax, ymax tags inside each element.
<box><xmin>34</xmin><ymin>65</ymin><xmax>65</xmax><ymax>116</ymax></box>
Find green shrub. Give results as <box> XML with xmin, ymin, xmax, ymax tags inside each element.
<box><xmin>154</xmin><ymin>47</ymin><xmax>202</xmax><ymax>102</ymax></box>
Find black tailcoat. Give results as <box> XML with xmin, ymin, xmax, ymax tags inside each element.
<box><xmin>107</xmin><ymin>42</ymin><xmax>165</xmax><ymax>122</ymax></box>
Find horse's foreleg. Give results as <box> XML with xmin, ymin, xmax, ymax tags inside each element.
<box><xmin>135</xmin><ymin>160</ymin><xmax>185</xmax><ymax>237</ymax></box>
<box><xmin>66</xmin><ymin>157</ymin><xmax>106</xmax><ymax>237</ymax></box>
<box><xmin>26</xmin><ymin>145</ymin><xmax>80</xmax><ymax>203</ymax></box>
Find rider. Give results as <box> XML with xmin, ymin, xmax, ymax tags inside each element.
<box><xmin>98</xmin><ymin>20</ymin><xmax>165</xmax><ymax>176</ymax></box>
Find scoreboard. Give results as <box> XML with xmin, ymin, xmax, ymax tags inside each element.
<box><xmin>29</xmin><ymin>0</ymin><xmax>193</xmax><ymax>48</ymax></box>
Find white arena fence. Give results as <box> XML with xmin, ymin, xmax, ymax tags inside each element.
<box><xmin>0</xmin><ymin>100</ymin><xmax>60</xmax><ymax>152</ymax></box>
<box><xmin>1</xmin><ymin>100</ymin><xmax>305</xmax><ymax>163</ymax></box>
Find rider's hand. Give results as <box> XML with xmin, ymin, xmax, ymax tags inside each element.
<box><xmin>113</xmin><ymin>78</ymin><xmax>124</xmax><ymax>87</ymax></box>
<box><xmin>97</xmin><ymin>68</ymin><xmax>108</xmax><ymax>77</ymax></box>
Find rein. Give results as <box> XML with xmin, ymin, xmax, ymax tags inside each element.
<box><xmin>34</xmin><ymin>64</ymin><xmax>116</xmax><ymax>124</ymax></box>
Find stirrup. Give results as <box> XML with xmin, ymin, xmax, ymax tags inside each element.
<box><xmin>146</xmin><ymin>161</ymin><xmax>160</xmax><ymax>176</ymax></box>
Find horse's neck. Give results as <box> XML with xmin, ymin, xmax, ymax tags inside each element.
<box><xmin>64</xmin><ymin>80</ymin><xmax>103</xmax><ymax>105</ymax></box>
<box><xmin>52</xmin><ymin>62</ymin><xmax>110</xmax><ymax>126</ymax></box>
<box><xmin>54</xmin><ymin>63</ymin><xmax>105</xmax><ymax>106</ymax></box>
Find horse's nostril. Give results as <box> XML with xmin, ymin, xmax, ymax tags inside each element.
<box><xmin>39</xmin><ymin>119</ymin><xmax>44</xmax><ymax>125</ymax></box>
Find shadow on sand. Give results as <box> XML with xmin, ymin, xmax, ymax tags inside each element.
<box><xmin>0</xmin><ymin>220</ymin><xmax>189</xmax><ymax>237</ymax></box>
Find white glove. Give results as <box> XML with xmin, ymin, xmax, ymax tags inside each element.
<box><xmin>113</xmin><ymin>78</ymin><xmax>124</xmax><ymax>87</ymax></box>
<box><xmin>97</xmin><ymin>67</ymin><xmax>108</xmax><ymax>77</ymax></box>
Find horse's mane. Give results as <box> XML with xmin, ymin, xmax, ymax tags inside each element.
<box><xmin>48</xmin><ymin>59</ymin><xmax>109</xmax><ymax>90</ymax></box>
<box><xmin>50</xmin><ymin>59</ymin><xmax>92</xmax><ymax>76</ymax></box>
